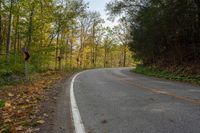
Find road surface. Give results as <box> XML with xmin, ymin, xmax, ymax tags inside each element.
<box><xmin>72</xmin><ymin>68</ymin><xmax>200</xmax><ymax>133</ymax></box>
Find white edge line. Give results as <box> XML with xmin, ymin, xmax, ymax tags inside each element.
<box><xmin>70</xmin><ymin>72</ymin><xmax>86</xmax><ymax>133</ymax></box>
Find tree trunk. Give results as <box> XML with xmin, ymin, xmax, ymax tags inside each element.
<box><xmin>92</xmin><ymin>20</ymin><xmax>96</xmax><ymax>68</ymax></box>
<box><xmin>194</xmin><ymin>0</ymin><xmax>200</xmax><ymax>63</ymax></box>
<box><xmin>94</xmin><ymin>42</ymin><xmax>98</xmax><ymax>67</ymax></box>
<box><xmin>0</xmin><ymin>0</ymin><xmax>2</xmax><ymax>55</ymax></box>
<box><xmin>123</xmin><ymin>44</ymin><xmax>127</xmax><ymax>67</ymax></box>
<box><xmin>55</xmin><ymin>32</ymin><xmax>60</xmax><ymax>70</ymax></box>
<box><xmin>79</xmin><ymin>23</ymin><xmax>84</xmax><ymax>69</ymax></box>
<box><xmin>14</xmin><ymin>14</ymin><xmax>19</xmax><ymax>64</ymax></box>
<box><xmin>70</xmin><ymin>37</ymin><xmax>73</xmax><ymax>69</ymax></box>
<box><xmin>104</xmin><ymin>47</ymin><xmax>107</xmax><ymax>68</ymax></box>
<box><xmin>27</xmin><ymin>7</ymin><xmax>34</xmax><ymax>48</ymax></box>
<box><xmin>6</xmin><ymin>0</ymin><xmax>14</xmax><ymax>63</ymax></box>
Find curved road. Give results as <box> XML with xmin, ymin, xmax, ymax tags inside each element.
<box><xmin>73</xmin><ymin>68</ymin><xmax>200</xmax><ymax>133</ymax></box>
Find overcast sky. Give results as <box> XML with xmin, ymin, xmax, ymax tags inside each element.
<box><xmin>84</xmin><ymin>0</ymin><xmax>118</xmax><ymax>27</ymax></box>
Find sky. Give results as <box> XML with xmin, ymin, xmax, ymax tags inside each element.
<box><xmin>84</xmin><ymin>0</ymin><xmax>119</xmax><ymax>27</ymax></box>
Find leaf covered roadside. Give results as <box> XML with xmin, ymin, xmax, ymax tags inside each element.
<box><xmin>0</xmin><ymin>71</ymin><xmax>67</xmax><ymax>133</ymax></box>
<box><xmin>133</xmin><ymin>65</ymin><xmax>200</xmax><ymax>85</ymax></box>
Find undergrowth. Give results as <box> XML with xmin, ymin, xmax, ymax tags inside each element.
<box><xmin>133</xmin><ymin>64</ymin><xmax>200</xmax><ymax>85</ymax></box>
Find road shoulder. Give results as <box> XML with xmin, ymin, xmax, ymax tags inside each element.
<box><xmin>37</xmin><ymin>74</ymin><xmax>74</xmax><ymax>133</ymax></box>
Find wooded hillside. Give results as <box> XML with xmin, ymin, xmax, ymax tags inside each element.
<box><xmin>107</xmin><ymin>0</ymin><xmax>200</xmax><ymax>75</ymax></box>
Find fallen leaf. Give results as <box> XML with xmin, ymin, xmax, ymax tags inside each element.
<box><xmin>5</xmin><ymin>102</ymin><xmax>12</xmax><ymax>108</ymax></box>
<box><xmin>53</xmin><ymin>97</ymin><xmax>57</xmax><ymax>100</ymax></box>
<box><xmin>37</xmin><ymin>120</ymin><xmax>45</xmax><ymax>124</ymax></box>
<box><xmin>16</xmin><ymin>126</ymin><xmax>24</xmax><ymax>131</ymax></box>
<box><xmin>43</xmin><ymin>113</ymin><xmax>48</xmax><ymax>117</ymax></box>
<box><xmin>4</xmin><ymin>118</ymin><xmax>12</xmax><ymax>123</ymax></box>
<box><xmin>8</xmin><ymin>93</ymin><xmax>14</xmax><ymax>97</ymax></box>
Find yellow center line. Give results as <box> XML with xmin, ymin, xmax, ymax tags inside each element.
<box><xmin>112</xmin><ymin>75</ymin><xmax>200</xmax><ymax>105</ymax></box>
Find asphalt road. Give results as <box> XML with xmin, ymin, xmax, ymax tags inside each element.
<box><xmin>73</xmin><ymin>68</ymin><xmax>200</xmax><ymax>133</ymax></box>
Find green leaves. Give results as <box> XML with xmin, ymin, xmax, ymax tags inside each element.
<box><xmin>134</xmin><ymin>65</ymin><xmax>200</xmax><ymax>85</ymax></box>
<box><xmin>0</xmin><ymin>99</ymin><xmax>5</xmax><ymax>108</ymax></box>
<box><xmin>107</xmin><ymin>0</ymin><xmax>200</xmax><ymax>75</ymax></box>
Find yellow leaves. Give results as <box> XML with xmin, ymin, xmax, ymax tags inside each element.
<box><xmin>4</xmin><ymin>102</ymin><xmax>12</xmax><ymax>108</ymax></box>
<box><xmin>36</xmin><ymin>120</ymin><xmax>45</xmax><ymax>124</ymax></box>
<box><xmin>84</xmin><ymin>46</ymin><xmax>91</xmax><ymax>53</ymax></box>
<box><xmin>20</xmin><ymin>105</ymin><xmax>31</xmax><ymax>109</ymax></box>
<box><xmin>25</xmin><ymin>127</ymin><xmax>40</xmax><ymax>133</ymax></box>
<box><xmin>0</xmin><ymin>71</ymin><xmax>66</xmax><ymax>132</ymax></box>
<box><xmin>8</xmin><ymin>93</ymin><xmax>14</xmax><ymax>97</ymax></box>
<box><xmin>4</xmin><ymin>118</ymin><xmax>12</xmax><ymax>123</ymax></box>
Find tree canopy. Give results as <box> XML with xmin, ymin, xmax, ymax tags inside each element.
<box><xmin>0</xmin><ymin>0</ymin><xmax>134</xmax><ymax>84</ymax></box>
<box><xmin>107</xmin><ymin>0</ymin><xmax>200</xmax><ymax>74</ymax></box>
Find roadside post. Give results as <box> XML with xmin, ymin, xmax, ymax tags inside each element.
<box><xmin>22</xmin><ymin>48</ymin><xmax>30</xmax><ymax>82</ymax></box>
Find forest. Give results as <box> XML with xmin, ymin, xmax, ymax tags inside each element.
<box><xmin>0</xmin><ymin>0</ymin><xmax>133</xmax><ymax>85</ymax></box>
<box><xmin>0</xmin><ymin>0</ymin><xmax>134</xmax><ymax>132</ymax></box>
<box><xmin>0</xmin><ymin>0</ymin><xmax>200</xmax><ymax>132</ymax></box>
<box><xmin>107</xmin><ymin>0</ymin><xmax>200</xmax><ymax>76</ymax></box>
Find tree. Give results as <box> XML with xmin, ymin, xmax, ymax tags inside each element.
<box><xmin>113</xmin><ymin>18</ymin><xmax>131</xmax><ymax>67</ymax></box>
<box><xmin>6</xmin><ymin>0</ymin><xmax>14</xmax><ymax>63</ymax></box>
<box><xmin>0</xmin><ymin>0</ymin><xmax>133</xmax><ymax>84</ymax></box>
<box><xmin>77</xmin><ymin>11</ymin><xmax>103</xmax><ymax>68</ymax></box>
<box><xmin>107</xmin><ymin>0</ymin><xmax>200</xmax><ymax>74</ymax></box>
<box><xmin>0</xmin><ymin>0</ymin><xmax>3</xmax><ymax>55</ymax></box>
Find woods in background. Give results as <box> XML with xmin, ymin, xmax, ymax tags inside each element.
<box><xmin>107</xmin><ymin>0</ymin><xmax>200</xmax><ymax>74</ymax></box>
<box><xmin>0</xmin><ymin>0</ymin><xmax>133</xmax><ymax>84</ymax></box>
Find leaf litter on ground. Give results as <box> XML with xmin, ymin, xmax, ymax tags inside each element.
<box><xmin>0</xmin><ymin>71</ymin><xmax>67</xmax><ymax>133</ymax></box>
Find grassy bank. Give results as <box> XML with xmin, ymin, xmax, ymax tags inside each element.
<box><xmin>133</xmin><ymin>65</ymin><xmax>200</xmax><ymax>85</ymax></box>
<box><xmin>0</xmin><ymin>62</ymin><xmax>81</xmax><ymax>87</ymax></box>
